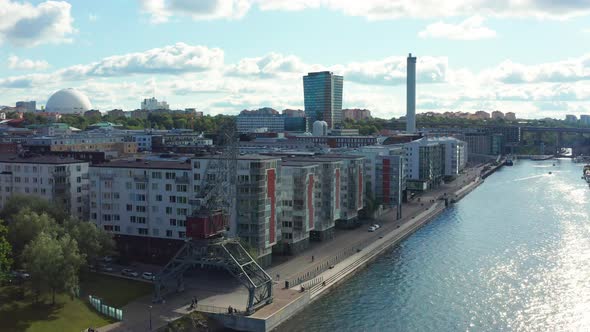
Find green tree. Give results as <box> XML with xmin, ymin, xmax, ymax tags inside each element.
<box><xmin>23</xmin><ymin>232</ymin><xmax>84</xmax><ymax>304</ymax></box>
<box><xmin>7</xmin><ymin>209</ymin><xmax>58</xmax><ymax>259</ymax></box>
<box><xmin>0</xmin><ymin>194</ymin><xmax>67</xmax><ymax>224</ymax></box>
<box><xmin>64</xmin><ymin>219</ymin><xmax>115</xmax><ymax>264</ymax></box>
<box><xmin>0</xmin><ymin>219</ymin><xmax>12</xmax><ymax>282</ymax></box>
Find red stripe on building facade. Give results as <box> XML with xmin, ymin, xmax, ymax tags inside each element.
<box><xmin>358</xmin><ymin>165</ymin><xmax>363</xmax><ymax>209</ymax></box>
<box><xmin>308</xmin><ymin>174</ymin><xmax>314</xmax><ymax>230</ymax></box>
<box><xmin>335</xmin><ymin>168</ymin><xmax>340</xmax><ymax>209</ymax></box>
<box><xmin>267</xmin><ymin>168</ymin><xmax>276</xmax><ymax>244</ymax></box>
<box><xmin>383</xmin><ymin>159</ymin><xmax>390</xmax><ymax>205</ymax></box>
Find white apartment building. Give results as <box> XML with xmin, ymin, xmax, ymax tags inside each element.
<box><xmin>430</xmin><ymin>137</ymin><xmax>467</xmax><ymax>177</ymax></box>
<box><xmin>90</xmin><ymin>158</ymin><xmax>192</xmax><ymax>239</ymax></box>
<box><xmin>278</xmin><ymin>161</ymin><xmax>320</xmax><ymax>255</ymax></box>
<box><xmin>0</xmin><ymin>155</ymin><xmax>89</xmax><ymax>219</ymax></box>
<box><xmin>141</xmin><ymin>97</ymin><xmax>169</xmax><ymax>111</ymax></box>
<box><xmin>342</xmin><ymin>146</ymin><xmax>406</xmax><ymax>208</ymax></box>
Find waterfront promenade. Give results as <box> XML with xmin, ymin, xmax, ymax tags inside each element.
<box><xmin>99</xmin><ymin>165</ymin><xmax>488</xmax><ymax>332</ymax></box>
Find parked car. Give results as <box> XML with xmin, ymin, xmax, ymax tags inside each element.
<box><xmin>99</xmin><ymin>264</ymin><xmax>113</xmax><ymax>272</ymax></box>
<box><xmin>368</xmin><ymin>226</ymin><xmax>376</xmax><ymax>232</ymax></box>
<box><xmin>102</xmin><ymin>256</ymin><xmax>114</xmax><ymax>263</ymax></box>
<box><xmin>121</xmin><ymin>269</ymin><xmax>139</xmax><ymax>277</ymax></box>
<box><xmin>373</xmin><ymin>224</ymin><xmax>380</xmax><ymax>229</ymax></box>
<box><xmin>142</xmin><ymin>272</ymin><xmax>155</xmax><ymax>281</ymax></box>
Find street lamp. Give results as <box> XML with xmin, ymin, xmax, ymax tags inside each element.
<box><xmin>149</xmin><ymin>305</ymin><xmax>152</xmax><ymax>331</ymax></box>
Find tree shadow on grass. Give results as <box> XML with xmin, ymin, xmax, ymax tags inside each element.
<box><xmin>0</xmin><ymin>286</ymin><xmax>65</xmax><ymax>332</ymax></box>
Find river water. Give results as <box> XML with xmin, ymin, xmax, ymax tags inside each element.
<box><xmin>283</xmin><ymin>159</ymin><xmax>590</xmax><ymax>331</ymax></box>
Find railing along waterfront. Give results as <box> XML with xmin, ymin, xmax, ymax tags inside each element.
<box><xmin>284</xmin><ymin>235</ymin><xmax>377</xmax><ymax>288</ymax></box>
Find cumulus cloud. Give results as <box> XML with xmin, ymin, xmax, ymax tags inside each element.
<box><xmin>58</xmin><ymin>43</ymin><xmax>224</xmax><ymax>78</ymax></box>
<box><xmin>7</xmin><ymin>55</ymin><xmax>50</xmax><ymax>70</ymax></box>
<box><xmin>139</xmin><ymin>0</ymin><xmax>251</xmax><ymax>23</ymax></box>
<box><xmin>0</xmin><ymin>0</ymin><xmax>75</xmax><ymax>47</ymax></box>
<box><xmin>490</xmin><ymin>55</ymin><xmax>590</xmax><ymax>84</ymax></box>
<box><xmin>226</xmin><ymin>53</ymin><xmax>307</xmax><ymax>77</ymax></box>
<box><xmin>419</xmin><ymin>16</ymin><xmax>496</xmax><ymax>40</ymax></box>
<box><xmin>337</xmin><ymin>56</ymin><xmax>448</xmax><ymax>85</ymax></box>
<box><xmin>139</xmin><ymin>0</ymin><xmax>590</xmax><ymax>22</ymax></box>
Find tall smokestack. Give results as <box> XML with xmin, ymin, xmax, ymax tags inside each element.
<box><xmin>406</xmin><ymin>53</ymin><xmax>417</xmax><ymax>133</ymax></box>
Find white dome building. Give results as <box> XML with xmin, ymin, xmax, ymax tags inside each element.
<box><xmin>45</xmin><ymin>88</ymin><xmax>92</xmax><ymax>114</ymax></box>
<box><xmin>312</xmin><ymin>120</ymin><xmax>328</xmax><ymax>136</ymax></box>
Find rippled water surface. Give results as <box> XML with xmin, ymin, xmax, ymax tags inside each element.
<box><xmin>283</xmin><ymin>160</ymin><xmax>590</xmax><ymax>332</ymax></box>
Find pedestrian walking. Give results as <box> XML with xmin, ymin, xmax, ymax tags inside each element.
<box><xmin>311</xmin><ymin>255</ymin><xmax>314</xmax><ymax>262</ymax></box>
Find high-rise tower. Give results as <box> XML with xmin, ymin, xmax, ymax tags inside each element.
<box><xmin>303</xmin><ymin>71</ymin><xmax>343</xmax><ymax>129</ymax></box>
<box><xmin>406</xmin><ymin>53</ymin><xmax>417</xmax><ymax>133</ymax></box>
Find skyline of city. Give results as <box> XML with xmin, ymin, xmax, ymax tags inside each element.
<box><xmin>1</xmin><ymin>1</ymin><xmax>590</xmax><ymax>119</ymax></box>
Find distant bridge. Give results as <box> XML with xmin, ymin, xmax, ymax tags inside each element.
<box><xmin>519</xmin><ymin>126</ymin><xmax>590</xmax><ymax>134</ymax></box>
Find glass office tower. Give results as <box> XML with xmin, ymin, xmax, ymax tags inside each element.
<box><xmin>303</xmin><ymin>71</ymin><xmax>343</xmax><ymax>129</ymax></box>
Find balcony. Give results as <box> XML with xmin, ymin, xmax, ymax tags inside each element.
<box><xmin>133</xmin><ymin>175</ymin><xmax>148</xmax><ymax>182</ymax></box>
<box><xmin>175</xmin><ymin>175</ymin><xmax>190</xmax><ymax>184</ymax></box>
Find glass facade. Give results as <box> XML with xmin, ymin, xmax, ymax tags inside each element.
<box><xmin>303</xmin><ymin>71</ymin><xmax>343</xmax><ymax>129</ymax></box>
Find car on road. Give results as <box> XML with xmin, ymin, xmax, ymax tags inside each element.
<box><xmin>142</xmin><ymin>272</ymin><xmax>155</xmax><ymax>281</ymax></box>
<box><xmin>368</xmin><ymin>226</ymin><xmax>376</xmax><ymax>232</ymax></box>
<box><xmin>373</xmin><ymin>224</ymin><xmax>380</xmax><ymax>229</ymax></box>
<box><xmin>121</xmin><ymin>269</ymin><xmax>139</xmax><ymax>277</ymax></box>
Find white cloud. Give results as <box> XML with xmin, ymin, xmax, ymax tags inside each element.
<box><xmin>489</xmin><ymin>54</ymin><xmax>590</xmax><ymax>84</ymax></box>
<box><xmin>0</xmin><ymin>0</ymin><xmax>75</xmax><ymax>47</ymax></box>
<box><xmin>58</xmin><ymin>43</ymin><xmax>224</xmax><ymax>79</ymax></box>
<box><xmin>4</xmin><ymin>43</ymin><xmax>590</xmax><ymax>119</ymax></box>
<box><xmin>419</xmin><ymin>16</ymin><xmax>496</xmax><ymax>40</ymax></box>
<box><xmin>139</xmin><ymin>0</ymin><xmax>251</xmax><ymax>23</ymax></box>
<box><xmin>7</xmin><ymin>55</ymin><xmax>50</xmax><ymax>70</ymax></box>
<box><xmin>139</xmin><ymin>0</ymin><xmax>590</xmax><ymax>22</ymax></box>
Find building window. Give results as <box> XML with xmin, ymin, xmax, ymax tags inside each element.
<box><xmin>136</xmin><ymin>183</ymin><xmax>146</xmax><ymax>190</ymax></box>
<box><xmin>169</xmin><ymin>196</ymin><xmax>176</xmax><ymax>203</ymax></box>
<box><xmin>126</xmin><ymin>204</ymin><xmax>133</xmax><ymax>211</ymax></box>
<box><xmin>178</xmin><ymin>231</ymin><xmax>186</xmax><ymax>238</ymax></box>
<box><xmin>166</xmin><ymin>230</ymin><xmax>173</xmax><ymax>237</ymax></box>
<box><xmin>152</xmin><ymin>183</ymin><xmax>158</xmax><ymax>190</ymax></box>
<box><xmin>165</xmin><ymin>184</ymin><xmax>172</xmax><ymax>191</ymax></box>
<box><xmin>166</xmin><ymin>207</ymin><xmax>173</xmax><ymax>215</ymax></box>
<box><xmin>138</xmin><ymin>228</ymin><xmax>148</xmax><ymax>235</ymax></box>
<box><xmin>152</xmin><ymin>172</ymin><xmax>162</xmax><ymax>179</ymax></box>
<box><xmin>165</xmin><ymin>172</ymin><xmax>176</xmax><ymax>180</ymax></box>
<box><xmin>169</xmin><ymin>219</ymin><xmax>177</xmax><ymax>226</ymax></box>
<box><xmin>156</xmin><ymin>195</ymin><xmax>162</xmax><ymax>201</ymax></box>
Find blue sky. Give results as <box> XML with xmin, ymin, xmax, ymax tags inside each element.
<box><xmin>1</xmin><ymin>0</ymin><xmax>590</xmax><ymax>119</ymax></box>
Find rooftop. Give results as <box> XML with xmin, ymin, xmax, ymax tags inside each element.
<box><xmin>0</xmin><ymin>154</ymin><xmax>86</xmax><ymax>165</ymax></box>
<box><xmin>92</xmin><ymin>158</ymin><xmax>192</xmax><ymax>170</ymax></box>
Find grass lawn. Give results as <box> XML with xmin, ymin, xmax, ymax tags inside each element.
<box><xmin>0</xmin><ymin>273</ymin><xmax>152</xmax><ymax>332</ymax></box>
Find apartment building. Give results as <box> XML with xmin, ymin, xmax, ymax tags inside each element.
<box><xmin>192</xmin><ymin>154</ymin><xmax>281</xmax><ymax>267</ymax></box>
<box><xmin>0</xmin><ymin>155</ymin><xmax>89</xmax><ymax>219</ymax></box>
<box><xmin>277</xmin><ymin>161</ymin><xmax>320</xmax><ymax>255</ymax></box>
<box><xmin>89</xmin><ymin>158</ymin><xmax>193</xmax><ymax>262</ymax></box>
<box><xmin>342</xmin><ymin>146</ymin><xmax>406</xmax><ymax>209</ymax></box>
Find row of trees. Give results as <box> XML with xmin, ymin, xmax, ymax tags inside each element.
<box><xmin>62</xmin><ymin>113</ymin><xmax>235</xmax><ymax>132</ymax></box>
<box><xmin>0</xmin><ymin>195</ymin><xmax>115</xmax><ymax>304</ymax></box>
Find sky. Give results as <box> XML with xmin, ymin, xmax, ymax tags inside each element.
<box><xmin>1</xmin><ymin>0</ymin><xmax>590</xmax><ymax>119</ymax></box>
